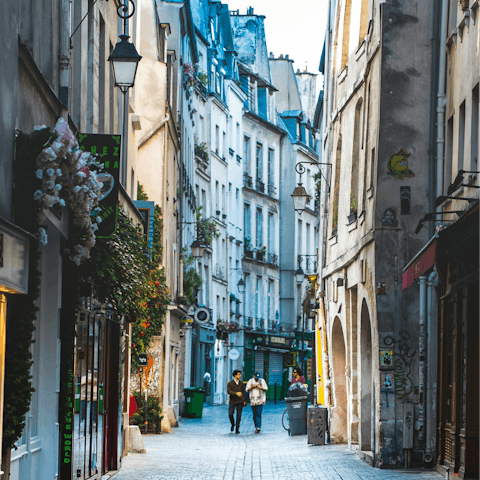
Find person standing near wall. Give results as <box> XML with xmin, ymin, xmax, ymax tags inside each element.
<box><xmin>227</xmin><ymin>370</ymin><xmax>246</xmax><ymax>433</ymax></box>
<box><xmin>246</xmin><ymin>372</ymin><xmax>268</xmax><ymax>433</ymax></box>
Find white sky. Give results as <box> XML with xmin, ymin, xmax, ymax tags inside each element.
<box><xmin>226</xmin><ymin>0</ymin><xmax>328</xmax><ymax>82</ymax></box>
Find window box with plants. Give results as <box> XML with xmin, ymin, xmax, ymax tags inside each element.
<box><xmin>195</xmin><ymin>141</ymin><xmax>209</xmax><ymax>162</ymax></box>
<box><xmin>244</xmin><ymin>236</ymin><xmax>253</xmax><ymax>257</ymax></box>
<box><xmin>196</xmin><ymin>206</ymin><xmax>220</xmax><ymax>246</ymax></box>
<box><xmin>347</xmin><ymin>192</ymin><xmax>357</xmax><ymax>225</ymax></box>
<box><xmin>256</xmin><ymin>246</ymin><xmax>266</xmax><ymax>261</ymax></box>
<box><xmin>216</xmin><ymin>319</ymin><xmax>239</xmax><ymax>340</ymax></box>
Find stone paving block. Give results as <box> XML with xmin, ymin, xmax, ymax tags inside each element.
<box><xmin>111</xmin><ymin>402</ymin><xmax>443</xmax><ymax>480</ymax></box>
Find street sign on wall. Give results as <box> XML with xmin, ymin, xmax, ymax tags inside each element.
<box><xmin>78</xmin><ymin>133</ymin><xmax>121</xmax><ymax>238</ymax></box>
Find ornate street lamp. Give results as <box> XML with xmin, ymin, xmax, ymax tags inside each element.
<box><xmin>237</xmin><ymin>278</ymin><xmax>246</xmax><ymax>294</ymax></box>
<box><xmin>291</xmin><ymin>183</ymin><xmax>309</xmax><ymax>215</ymax></box>
<box><xmin>190</xmin><ymin>238</ymin><xmax>206</xmax><ymax>259</ymax></box>
<box><xmin>107</xmin><ymin>0</ymin><xmax>141</xmax><ymax>186</ymax></box>
<box><xmin>108</xmin><ymin>35</ymin><xmax>142</xmax><ymax>94</ymax></box>
<box><xmin>295</xmin><ymin>266</ymin><xmax>305</xmax><ymax>284</ymax></box>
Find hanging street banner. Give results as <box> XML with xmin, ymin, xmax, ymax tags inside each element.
<box><xmin>78</xmin><ymin>133</ymin><xmax>121</xmax><ymax>238</ymax></box>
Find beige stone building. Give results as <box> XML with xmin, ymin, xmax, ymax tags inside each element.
<box><xmin>317</xmin><ymin>0</ymin><xmax>441</xmax><ymax>469</ymax></box>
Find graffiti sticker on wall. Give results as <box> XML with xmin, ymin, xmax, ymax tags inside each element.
<box><xmin>387</xmin><ymin>148</ymin><xmax>415</xmax><ymax>180</ymax></box>
<box><xmin>380</xmin><ymin>350</ymin><xmax>394</xmax><ymax>369</ymax></box>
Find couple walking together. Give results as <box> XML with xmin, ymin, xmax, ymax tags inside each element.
<box><xmin>227</xmin><ymin>370</ymin><xmax>267</xmax><ymax>434</ymax></box>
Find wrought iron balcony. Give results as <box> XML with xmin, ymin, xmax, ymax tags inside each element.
<box><xmin>268</xmin><ymin>319</ymin><xmax>278</xmax><ymax>332</ymax></box>
<box><xmin>256</xmin><ymin>178</ymin><xmax>265</xmax><ymax>194</ymax></box>
<box><xmin>266</xmin><ymin>253</ymin><xmax>278</xmax><ymax>266</ymax></box>
<box><xmin>244</xmin><ymin>316</ymin><xmax>253</xmax><ymax>330</ymax></box>
<box><xmin>243</xmin><ymin>173</ymin><xmax>253</xmax><ymax>189</ymax></box>
<box><xmin>267</xmin><ymin>184</ymin><xmax>277</xmax><ymax>197</ymax></box>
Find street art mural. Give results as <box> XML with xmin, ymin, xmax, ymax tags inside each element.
<box><xmin>381</xmin><ymin>208</ymin><xmax>399</xmax><ymax>227</ymax></box>
<box><xmin>387</xmin><ymin>148</ymin><xmax>415</xmax><ymax>180</ymax></box>
<box><xmin>383</xmin><ymin>332</ymin><xmax>416</xmax><ymax>400</ymax></box>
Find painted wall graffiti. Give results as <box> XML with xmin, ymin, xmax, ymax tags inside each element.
<box><xmin>387</xmin><ymin>148</ymin><xmax>415</xmax><ymax>179</ymax></box>
<box><xmin>383</xmin><ymin>332</ymin><xmax>416</xmax><ymax>399</ymax></box>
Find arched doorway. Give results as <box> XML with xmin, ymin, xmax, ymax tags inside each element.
<box><xmin>360</xmin><ymin>299</ymin><xmax>373</xmax><ymax>451</ymax></box>
<box><xmin>331</xmin><ymin>316</ymin><xmax>347</xmax><ymax>443</ymax></box>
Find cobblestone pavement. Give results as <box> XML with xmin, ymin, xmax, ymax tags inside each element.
<box><xmin>111</xmin><ymin>402</ymin><xmax>443</xmax><ymax>480</ymax></box>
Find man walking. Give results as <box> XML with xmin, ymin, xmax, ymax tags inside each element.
<box><xmin>227</xmin><ymin>370</ymin><xmax>246</xmax><ymax>434</ymax></box>
<box><xmin>246</xmin><ymin>372</ymin><xmax>268</xmax><ymax>433</ymax></box>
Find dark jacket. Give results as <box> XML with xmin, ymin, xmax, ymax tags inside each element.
<box><xmin>227</xmin><ymin>379</ymin><xmax>246</xmax><ymax>404</ymax></box>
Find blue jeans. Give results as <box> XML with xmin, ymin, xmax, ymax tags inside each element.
<box><xmin>251</xmin><ymin>404</ymin><xmax>263</xmax><ymax>429</ymax></box>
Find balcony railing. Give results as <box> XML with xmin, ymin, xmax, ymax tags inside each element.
<box><xmin>256</xmin><ymin>179</ymin><xmax>265</xmax><ymax>194</ymax></box>
<box><xmin>254</xmin><ymin>317</ymin><xmax>266</xmax><ymax>330</ymax></box>
<box><xmin>266</xmin><ymin>253</ymin><xmax>278</xmax><ymax>266</ymax></box>
<box><xmin>268</xmin><ymin>319</ymin><xmax>278</xmax><ymax>332</ymax></box>
<box><xmin>244</xmin><ymin>316</ymin><xmax>253</xmax><ymax>330</ymax></box>
<box><xmin>243</xmin><ymin>172</ymin><xmax>253</xmax><ymax>189</ymax></box>
<box><xmin>267</xmin><ymin>184</ymin><xmax>277</xmax><ymax>197</ymax></box>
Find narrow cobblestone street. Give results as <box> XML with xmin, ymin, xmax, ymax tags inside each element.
<box><xmin>111</xmin><ymin>403</ymin><xmax>443</xmax><ymax>480</ymax></box>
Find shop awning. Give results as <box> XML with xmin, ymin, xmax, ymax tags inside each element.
<box><xmin>402</xmin><ymin>238</ymin><xmax>436</xmax><ymax>290</ymax></box>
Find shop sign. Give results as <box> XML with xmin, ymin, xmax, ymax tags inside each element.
<box><xmin>134</xmin><ymin>201</ymin><xmax>155</xmax><ymax>254</ymax></box>
<box><xmin>138</xmin><ymin>353</ymin><xmax>148</xmax><ymax>366</ymax></box>
<box><xmin>402</xmin><ymin>241</ymin><xmax>436</xmax><ymax>289</ymax></box>
<box><xmin>285</xmin><ymin>352</ymin><xmax>296</xmax><ymax>367</ymax></box>
<box><xmin>228</xmin><ymin>348</ymin><xmax>240</xmax><ymax>360</ymax></box>
<box><xmin>61</xmin><ymin>367</ymin><xmax>74</xmax><ymax>467</ymax></box>
<box><xmin>199</xmin><ymin>328</ymin><xmax>215</xmax><ymax>344</ymax></box>
<box><xmin>0</xmin><ymin>218</ymin><xmax>30</xmax><ymax>294</ymax></box>
<box><xmin>78</xmin><ymin>133</ymin><xmax>121</xmax><ymax>238</ymax></box>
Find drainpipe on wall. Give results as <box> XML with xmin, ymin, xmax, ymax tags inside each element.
<box><xmin>59</xmin><ymin>0</ymin><xmax>70</xmax><ymax>111</ymax></box>
<box><xmin>317</xmin><ymin>0</ymin><xmax>334</xmax><ymax>409</ymax></box>
<box><xmin>435</xmin><ymin>0</ymin><xmax>449</xmax><ymax>210</ymax></box>
<box><xmin>417</xmin><ymin>276</ymin><xmax>427</xmax><ymax>443</ymax></box>
<box><xmin>424</xmin><ymin>270</ymin><xmax>438</xmax><ymax>465</ymax></box>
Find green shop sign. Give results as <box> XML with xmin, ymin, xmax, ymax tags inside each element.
<box><xmin>78</xmin><ymin>133</ymin><xmax>121</xmax><ymax>238</ymax></box>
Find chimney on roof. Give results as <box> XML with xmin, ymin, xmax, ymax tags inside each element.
<box><xmin>297</xmin><ymin>69</ymin><xmax>300</xmax><ymax>73</ymax></box>
<box><xmin>285</xmin><ymin>54</ymin><xmax>289</xmax><ymax>59</ymax></box>
<box><xmin>269</xmin><ymin>52</ymin><xmax>273</xmax><ymax>58</ymax></box>
<box><xmin>279</xmin><ymin>54</ymin><xmax>283</xmax><ymax>59</ymax></box>
<box><xmin>305</xmin><ymin>65</ymin><xmax>308</xmax><ymax>72</ymax></box>
<box><xmin>247</xmin><ymin>6</ymin><xmax>254</xmax><ymax>14</ymax></box>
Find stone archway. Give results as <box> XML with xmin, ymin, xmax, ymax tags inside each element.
<box><xmin>360</xmin><ymin>299</ymin><xmax>373</xmax><ymax>451</ymax></box>
<box><xmin>330</xmin><ymin>316</ymin><xmax>347</xmax><ymax>443</ymax></box>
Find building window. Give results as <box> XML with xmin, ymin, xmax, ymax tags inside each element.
<box><xmin>244</xmin><ymin>136</ymin><xmax>251</xmax><ymax>174</ymax></box>
<box><xmin>256</xmin><ymin>207</ymin><xmax>263</xmax><ymax>249</ymax></box>
<box><xmin>256</xmin><ymin>142</ymin><xmax>263</xmax><ymax>181</ymax></box>
<box><xmin>215</xmin><ymin>125</ymin><xmax>220</xmax><ymax>154</ymax></box>
<box><xmin>458</xmin><ymin>100</ymin><xmax>466</xmax><ymax>173</ymax></box>
<box><xmin>267</xmin><ymin>148</ymin><xmax>274</xmax><ymax>187</ymax></box>
<box><xmin>471</xmin><ymin>84</ymin><xmax>479</xmax><ymax>174</ymax></box>
<box><xmin>244</xmin><ymin>203</ymin><xmax>251</xmax><ymax>241</ymax></box>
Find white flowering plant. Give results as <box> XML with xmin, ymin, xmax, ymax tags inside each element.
<box><xmin>32</xmin><ymin>118</ymin><xmax>105</xmax><ymax>265</ymax></box>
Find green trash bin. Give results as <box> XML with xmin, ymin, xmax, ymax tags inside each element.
<box><xmin>184</xmin><ymin>387</ymin><xmax>205</xmax><ymax>418</ymax></box>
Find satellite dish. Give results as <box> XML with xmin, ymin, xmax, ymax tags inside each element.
<box><xmin>194</xmin><ymin>307</ymin><xmax>211</xmax><ymax>325</ymax></box>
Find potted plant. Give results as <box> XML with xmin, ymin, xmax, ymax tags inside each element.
<box><xmin>348</xmin><ymin>192</ymin><xmax>358</xmax><ymax>224</ymax></box>
<box><xmin>195</xmin><ymin>207</ymin><xmax>220</xmax><ymax>245</ymax></box>
<box><xmin>257</xmin><ymin>245</ymin><xmax>267</xmax><ymax>261</ymax></box>
<box><xmin>244</xmin><ymin>236</ymin><xmax>253</xmax><ymax>257</ymax></box>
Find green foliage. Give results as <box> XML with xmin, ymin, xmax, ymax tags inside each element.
<box><xmin>350</xmin><ymin>191</ymin><xmax>357</xmax><ymax>213</ymax></box>
<box><xmin>2</xmin><ymin>130</ymin><xmax>51</xmax><ymax>453</ymax></box>
<box><xmin>137</xmin><ymin>182</ymin><xmax>149</xmax><ymax>201</ymax></box>
<box><xmin>152</xmin><ymin>205</ymin><xmax>163</xmax><ymax>265</ymax></box>
<box><xmin>195</xmin><ymin>207</ymin><xmax>219</xmax><ymax>245</ymax></box>
<box><xmin>332</xmin><ymin>201</ymin><xmax>339</xmax><ymax>229</ymax></box>
<box><xmin>313</xmin><ymin>172</ymin><xmax>322</xmax><ymax>197</ymax></box>
<box><xmin>83</xmin><ymin>214</ymin><xmax>170</xmax><ymax>364</ymax></box>
<box><xmin>130</xmin><ymin>391</ymin><xmax>163</xmax><ymax>433</ymax></box>
<box><xmin>183</xmin><ymin>251</ymin><xmax>202</xmax><ymax>306</ymax></box>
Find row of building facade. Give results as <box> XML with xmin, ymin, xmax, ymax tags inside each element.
<box><xmin>0</xmin><ymin>0</ymin><xmax>321</xmax><ymax>478</ymax></box>
<box><xmin>313</xmin><ymin>0</ymin><xmax>479</xmax><ymax>477</ymax></box>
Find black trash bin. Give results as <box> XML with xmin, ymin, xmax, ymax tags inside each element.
<box><xmin>285</xmin><ymin>396</ymin><xmax>308</xmax><ymax>435</ymax></box>
<box><xmin>307</xmin><ymin>405</ymin><xmax>328</xmax><ymax>444</ymax></box>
